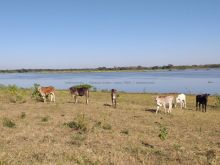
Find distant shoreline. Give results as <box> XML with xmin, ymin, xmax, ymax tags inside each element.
<box><xmin>0</xmin><ymin>64</ymin><xmax>220</xmax><ymax>73</ymax></box>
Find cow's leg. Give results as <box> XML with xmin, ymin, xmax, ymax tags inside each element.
<box><xmin>180</xmin><ymin>101</ymin><xmax>183</xmax><ymax>109</ymax></box>
<box><xmin>86</xmin><ymin>96</ymin><xmax>89</xmax><ymax>104</ymax></box>
<box><xmin>52</xmin><ymin>93</ymin><xmax>56</xmax><ymax>102</ymax></box>
<box><xmin>74</xmin><ymin>95</ymin><xmax>77</xmax><ymax>104</ymax></box>
<box><xmin>169</xmin><ymin>102</ymin><xmax>172</xmax><ymax>113</ymax></box>
<box><xmin>156</xmin><ymin>106</ymin><xmax>160</xmax><ymax>114</ymax></box>
<box><xmin>184</xmin><ymin>100</ymin><xmax>187</xmax><ymax>108</ymax></box>
<box><xmin>163</xmin><ymin>104</ymin><xmax>167</xmax><ymax>113</ymax></box>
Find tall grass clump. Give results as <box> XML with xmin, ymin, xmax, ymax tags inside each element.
<box><xmin>31</xmin><ymin>83</ymin><xmax>42</xmax><ymax>102</ymax></box>
<box><xmin>159</xmin><ymin>126</ymin><xmax>168</xmax><ymax>141</ymax></box>
<box><xmin>215</xmin><ymin>96</ymin><xmax>220</xmax><ymax>107</ymax></box>
<box><xmin>64</xmin><ymin>114</ymin><xmax>87</xmax><ymax>133</ymax></box>
<box><xmin>7</xmin><ymin>85</ymin><xmax>26</xmax><ymax>103</ymax></box>
<box><xmin>2</xmin><ymin>118</ymin><xmax>16</xmax><ymax>128</ymax></box>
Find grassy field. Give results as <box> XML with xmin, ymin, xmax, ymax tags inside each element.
<box><xmin>0</xmin><ymin>89</ymin><xmax>219</xmax><ymax>165</ymax></box>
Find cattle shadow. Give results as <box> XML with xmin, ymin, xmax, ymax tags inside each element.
<box><xmin>145</xmin><ymin>109</ymin><xmax>156</xmax><ymax>113</ymax></box>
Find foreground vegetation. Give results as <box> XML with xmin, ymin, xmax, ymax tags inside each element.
<box><xmin>0</xmin><ymin>64</ymin><xmax>220</xmax><ymax>73</ymax></box>
<box><xmin>0</xmin><ymin>87</ymin><xmax>219</xmax><ymax>164</ymax></box>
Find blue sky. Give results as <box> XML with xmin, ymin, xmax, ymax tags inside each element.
<box><xmin>0</xmin><ymin>0</ymin><xmax>220</xmax><ymax>69</ymax></box>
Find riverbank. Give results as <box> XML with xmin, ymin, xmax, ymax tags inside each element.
<box><xmin>1</xmin><ymin>64</ymin><xmax>220</xmax><ymax>73</ymax></box>
<box><xmin>0</xmin><ymin>90</ymin><xmax>219</xmax><ymax>164</ymax></box>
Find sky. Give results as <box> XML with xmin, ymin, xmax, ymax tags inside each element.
<box><xmin>0</xmin><ymin>0</ymin><xmax>220</xmax><ymax>69</ymax></box>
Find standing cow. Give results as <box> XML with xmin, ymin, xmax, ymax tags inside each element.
<box><xmin>155</xmin><ymin>95</ymin><xmax>174</xmax><ymax>114</ymax></box>
<box><xmin>38</xmin><ymin>86</ymin><xmax>56</xmax><ymax>103</ymax></box>
<box><xmin>196</xmin><ymin>94</ymin><xmax>210</xmax><ymax>112</ymax></box>
<box><xmin>69</xmin><ymin>87</ymin><xmax>89</xmax><ymax>104</ymax></box>
<box><xmin>175</xmin><ymin>93</ymin><xmax>186</xmax><ymax>109</ymax></box>
<box><xmin>111</xmin><ymin>89</ymin><xmax>117</xmax><ymax>108</ymax></box>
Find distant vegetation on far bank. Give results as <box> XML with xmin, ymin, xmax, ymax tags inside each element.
<box><xmin>0</xmin><ymin>64</ymin><xmax>220</xmax><ymax>73</ymax></box>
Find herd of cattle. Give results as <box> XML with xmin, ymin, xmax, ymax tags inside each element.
<box><xmin>37</xmin><ymin>86</ymin><xmax>210</xmax><ymax>113</ymax></box>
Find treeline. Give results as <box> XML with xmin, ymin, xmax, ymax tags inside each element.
<box><xmin>0</xmin><ymin>64</ymin><xmax>220</xmax><ymax>73</ymax></box>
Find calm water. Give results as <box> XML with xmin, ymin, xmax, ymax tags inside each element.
<box><xmin>0</xmin><ymin>69</ymin><xmax>219</xmax><ymax>94</ymax></box>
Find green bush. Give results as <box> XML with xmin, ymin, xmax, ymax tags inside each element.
<box><xmin>64</xmin><ymin>114</ymin><xmax>87</xmax><ymax>132</ymax></box>
<box><xmin>20</xmin><ymin>112</ymin><xmax>26</xmax><ymax>119</ymax></box>
<box><xmin>215</xmin><ymin>96</ymin><xmax>220</xmax><ymax>107</ymax></box>
<box><xmin>41</xmin><ymin>116</ymin><xmax>49</xmax><ymax>122</ymax></box>
<box><xmin>102</xmin><ymin>123</ymin><xmax>112</xmax><ymax>130</ymax></box>
<box><xmin>7</xmin><ymin>85</ymin><xmax>26</xmax><ymax>103</ymax></box>
<box><xmin>3</xmin><ymin>118</ymin><xmax>16</xmax><ymax>128</ymax></box>
<box><xmin>31</xmin><ymin>83</ymin><xmax>42</xmax><ymax>101</ymax></box>
<box><xmin>72</xmin><ymin>84</ymin><xmax>92</xmax><ymax>89</ymax></box>
<box><xmin>159</xmin><ymin>126</ymin><xmax>168</xmax><ymax>140</ymax></box>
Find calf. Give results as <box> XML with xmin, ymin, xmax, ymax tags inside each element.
<box><xmin>175</xmin><ymin>93</ymin><xmax>186</xmax><ymax>109</ymax></box>
<box><xmin>69</xmin><ymin>87</ymin><xmax>89</xmax><ymax>104</ymax></box>
<box><xmin>155</xmin><ymin>95</ymin><xmax>174</xmax><ymax>114</ymax></box>
<box><xmin>196</xmin><ymin>94</ymin><xmax>210</xmax><ymax>112</ymax></box>
<box><xmin>111</xmin><ymin>89</ymin><xmax>117</xmax><ymax>108</ymax></box>
<box><xmin>38</xmin><ymin>86</ymin><xmax>55</xmax><ymax>102</ymax></box>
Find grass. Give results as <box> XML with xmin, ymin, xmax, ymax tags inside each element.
<box><xmin>0</xmin><ymin>90</ymin><xmax>219</xmax><ymax>164</ymax></box>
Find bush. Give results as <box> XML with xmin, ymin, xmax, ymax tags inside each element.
<box><xmin>3</xmin><ymin>118</ymin><xmax>16</xmax><ymax>128</ymax></box>
<box><xmin>7</xmin><ymin>85</ymin><xmax>26</xmax><ymax>103</ymax></box>
<box><xmin>102</xmin><ymin>123</ymin><xmax>112</xmax><ymax>130</ymax></box>
<box><xmin>159</xmin><ymin>126</ymin><xmax>168</xmax><ymax>140</ymax></box>
<box><xmin>215</xmin><ymin>96</ymin><xmax>220</xmax><ymax>107</ymax></box>
<box><xmin>72</xmin><ymin>84</ymin><xmax>92</xmax><ymax>89</ymax></box>
<box><xmin>20</xmin><ymin>112</ymin><xmax>26</xmax><ymax>119</ymax></box>
<box><xmin>31</xmin><ymin>83</ymin><xmax>42</xmax><ymax>101</ymax></box>
<box><xmin>41</xmin><ymin>116</ymin><xmax>49</xmax><ymax>122</ymax></box>
<box><xmin>64</xmin><ymin>114</ymin><xmax>87</xmax><ymax>132</ymax></box>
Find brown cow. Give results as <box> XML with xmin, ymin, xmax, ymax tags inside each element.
<box><xmin>38</xmin><ymin>86</ymin><xmax>55</xmax><ymax>102</ymax></box>
<box><xmin>69</xmin><ymin>87</ymin><xmax>89</xmax><ymax>104</ymax></box>
<box><xmin>111</xmin><ymin>89</ymin><xmax>117</xmax><ymax>108</ymax></box>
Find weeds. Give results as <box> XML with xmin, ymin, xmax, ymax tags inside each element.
<box><xmin>159</xmin><ymin>126</ymin><xmax>168</xmax><ymax>140</ymax></box>
<box><xmin>2</xmin><ymin>118</ymin><xmax>16</xmax><ymax>128</ymax></box>
<box><xmin>41</xmin><ymin>116</ymin><xmax>49</xmax><ymax>122</ymax></box>
<box><xmin>121</xmin><ymin>129</ymin><xmax>129</xmax><ymax>135</ymax></box>
<box><xmin>215</xmin><ymin>96</ymin><xmax>220</xmax><ymax>107</ymax></box>
<box><xmin>20</xmin><ymin>112</ymin><xmax>26</xmax><ymax>119</ymax></box>
<box><xmin>7</xmin><ymin>85</ymin><xmax>26</xmax><ymax>103</ymax></box>
<box><xmin>64</xmin><ymin>114</ymin><xmax>87</xmax><ymax>132</ymax></box>
<box><xmin>102</xmin><ymin>123</ymin><xmax>112</xmax><ymax>130</ymax></box>
<box><xmin>31</xmin><ymin>84</ymin><xmax>42</xmax><ymax>102</ymax></box>
<box><xmin>69</xmin><ymin>133</ymin><xmax>87</xmax><ymax>146</ymax></box>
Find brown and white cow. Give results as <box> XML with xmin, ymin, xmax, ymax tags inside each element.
<box><xmin>38</xmin><ymin>86</ymin><xmax>55</xmax><ymax>102</ymax></box>
<box><xmin>69</xmin><ymin>87</ymin><xmax>89</xmax><ymax>104</ymax></box>
<box><xmin>111</xmin><ymin>89</ymin><xmax>117</xmax><ymax>108</ymax></box>
<box><xmin>155</xmin><ymin>95</ymin><xmax>174</xmax><ymax>114</ymax></box>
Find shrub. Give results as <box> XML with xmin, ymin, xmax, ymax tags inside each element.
<box><xmin>7</xmin><ymin>85</ymin><xmax>26</xmax><ymax>103</ymax></box>
<box><xmin>20</xmin><ymin>112</ymin><xmax>26</xmax><ymax>119</ymax></box>
<box><xmin>31</xmin><ymin>83</ymin><xmax>42</xmax><ymax>101</ymax></box>
<box><xmin>102</xmin><ymin>123</ymin><xmax>112</xmax><ymax>130</ymax></box>
<box><xmin>159</xmin><ymin>126</ymin><xmax>168</xmax><ymax>140</ymax></box>
<box><xmin>64</xmin><ymin>114</ymin><xmax>87</xmax><ymax>132</ymax></box>
<box><xmin>41</xmin><ymin>116</ymin><xmax>49</xmax><ymax>122</ymax></box>
<box><xmin>72</xmin><ymin>84</ymin><xmax>92</xmax><ymax>89</ymax></box>
<box><xmin>3</xmin><ymin>118</ymin><xmax>16</xmax><ymax>128</ymax></box>
<box><xmin>215</xmin><ymin>96</ymin><xmax>220</xmax><ymax>107</ymax></box>
<box><xmin>121</xmin><ymin>129</ymin><xmax>129</xmax><ymax>135</ymax></box>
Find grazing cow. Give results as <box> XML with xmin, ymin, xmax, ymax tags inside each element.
<box><xmin>69</xmin><ymin>87</ymin><xmax>89</xmax><ymax>104</ymax></box>
<box><xmin>175</xmin><ymin>93</ymin><xmax>186</xmax><ymax>109</ymax></box>
<box><xmin>196</xmin><ymin>94</ymin><xmax>210</xmax><ymax>112</ymax></box>
<box><xmin>155</xmin><ymin>95</ymin><xmax>174</xmax><ymax>114</ymax></box>
<box><xmin>111</xmin><ymin>89</ymin><xmax>117</xmax><ymax>108</ymax></box>
<box><xmin>38</xmin><ymin>86</ymin><xmax>55</xmax><ymax>103</ymax></box>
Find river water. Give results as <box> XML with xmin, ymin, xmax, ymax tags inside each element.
<box><xmin>0</xmin><ymin>69</ymin><xmax>219</xmax><ymax>94</ymax></box>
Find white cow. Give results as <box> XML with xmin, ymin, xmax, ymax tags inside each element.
<box><xmin>156</xmin><ymin>95</ymin><xmax>174</xmax><ymax>114</ymax></box>
<box><xmin>175</xmin><ymin>94</ymin><xmax>186</xmax><ymax>109</ymax></box>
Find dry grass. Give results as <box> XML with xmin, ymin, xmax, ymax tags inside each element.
<box><xmin>0</xmin><ymin>90</ymin><xmax>219</xmax><ymax>165</ymax></box>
